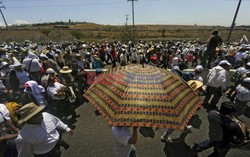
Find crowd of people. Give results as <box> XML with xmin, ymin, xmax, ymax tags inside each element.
<box><xmin>0</xmin><ymin>30</ymin><xmax>249</xmax><ymax>157</ymax></box>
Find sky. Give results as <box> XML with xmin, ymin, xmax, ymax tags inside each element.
<box><xmin>0</xmin><ymin>0</ymin><xmax>249</xmax><ymax>27</ymax></box>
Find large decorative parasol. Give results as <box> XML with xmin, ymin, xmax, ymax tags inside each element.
<box><xmin>84</xmin><ymin>64</ymin><xmax>203</xmax><ymax>130</ymax></box>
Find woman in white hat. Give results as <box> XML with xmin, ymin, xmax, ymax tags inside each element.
<box><xmin>22</xmin><ymin>80</ymin><xmax>47</xmax><ymax>106</ymax></box>
<box><xmin>9</xmin><ymin>57</ymin><xmax>30</xmax><ymax>93</ymax></box>
<box><xmin>59</xmin><ymin>66</ymin><xmax>78</xmax><ymax>103</ymax></box>
<box><xmin>46</xmin><ymin>72</ymin><xmax>78</xmax><ymax>119</ymax></box>
<box><xmin>59</xmin><ymin>66</ymin><xmax>74</xmax><ymax>87</ymax></box>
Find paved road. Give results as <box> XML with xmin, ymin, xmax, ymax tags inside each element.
<box><xmin>61</xmin><ymin>96</ymin><xmax>250</xmax><ymax>157</ymax></box>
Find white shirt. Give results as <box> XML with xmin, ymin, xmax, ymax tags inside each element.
<box><xmin>16</xmin><ymin>112</ymin><xmax>71</xmax><ymax>157</ymax></box>
<box><xmin>47</xmin><ymin>82</ymin><xmax>65</xmax><ymax>100</ymax></box>
<box><xmin>207</xmin><ymin>66</ymin><xmax>227</xmax><ymax>90</ymax></box>
<box><xmin>112</xmin><ymin>126</ymin><xmax>132</xmax><ymax>157</ymax></box>
<box><xmin>236</xmin><ymin>84</ymin><xmax>250</xmax><ymax>102</ymax></box>
<box><xmin>0</xmin><ymin>103</ymin><xmax>10</xmax><ymax>121</ymax></box>
<box><xmin>235</xmin><ymin>51</ymin><xmax>246</xmax><ymax>62</ymax></box>
<box><xmin>120</xmin><ymin>54</ymin><xmax>127</xmax><ymax>64</ymax></box>
<box><xmin>15</xmin><ymin>70</ymin><xmax>30</xmax><ymax>88</ymax></box>
<box><xmin>23</xmin><ymin>58</ymin><xmax>42</xmax><ymax>72</ymax></box>
<box><xmin>131</xmin><ymin>52</ymin><xmax>138</xmax><ymax>61</ymax></box>
<box><xmin>172</xmin><ymin>57</ymin><xmax>179</xmax><ymax>66</ymax></box>
<box><xmin>0</xmin><ymin>69</ymin><xmax>8</xmax><ymax>77</ymax></box>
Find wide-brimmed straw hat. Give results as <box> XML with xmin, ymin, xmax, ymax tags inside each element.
<box><xmin>187</xmin><ymin>80</ymin><xmax>203</xmax><ymax>91</ymax></box>
<box><xmin>60</xmin><ymin>66</ymin><xmax>72</xmax><ymax>73</ymax></box>
<box><xmin>17</xmin><ymin>102</ymin><xmax>45</xmax><ymax>124</ymax></box>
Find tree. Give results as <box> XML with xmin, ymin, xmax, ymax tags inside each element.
<box><xmin>70</xmin><ymin>30</ymin><xmax>84</xmax><ymax>40</ymax></box>
<box><xmin>120</xmin><ymin>25</ymin><xmax>138</xmax><ymax>43</ymax></box>
<box><xmin>162</xmin><ymin>29</ymin><xmax>166</xmax><ymax>37</ymax></box>
<box><xmin>40</xmin><ymin>29</ymin><xmax>51</xmax><ymax>37</ymax></box>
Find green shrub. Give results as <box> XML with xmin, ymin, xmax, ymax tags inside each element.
<box><xmin>70</xmin><ymin>30</ymin><xmax>84</xmax><ymax>40</ymax></box>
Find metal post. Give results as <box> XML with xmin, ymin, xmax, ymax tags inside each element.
<box><xmin>132</xmin><ymin>0</ymin><xmax>135</xmax><ymax>29</ymax></box>
<box><xmin>128</xmin><ymin>0</ymin><xmax>138</xmax><ymax>38</ymax></box>
<box><xmin>227</xmin><ymin>0</ymin><xmax>242</xmax><ymax>43</ymax></box>
<box><xmin>0</xmin><ymin>4</ymin><xmax>14</xmax><ymax>41</ymax></box>
<box><xmin>125</xmin><ymin>15</ymin><xmax>129</xmax><ymax>26</ymax></box>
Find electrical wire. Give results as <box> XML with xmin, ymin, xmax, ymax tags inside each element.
<box><xmin>4</xmin><ymin>1</ymin><xmax>127</xmax><ymax>9</ymax></box>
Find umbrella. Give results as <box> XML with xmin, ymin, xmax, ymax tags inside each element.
<box><xmin>84</xmin><ymin>64</ymin><xmax>203</xmax><ymax>130</ymax></box>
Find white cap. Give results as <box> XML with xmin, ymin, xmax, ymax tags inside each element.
<box><xmin>0</xmin><ymin>61</ymin><xmax>9</xmax><ymax>68</ymax></box>
<box><xmin>40</xmin><ymin>53</ymin><xmax>49</xmax><ymax>59</ymax></box>
<box><xmin>236</xmin><ymin>67</ymin><xmax>248</xmax><ymax>76</ymax></box>
<box><xmin>242</xmin><ymin>77</ymin><xmax>250</xmax><ymax>83</ymax></box>
<box><xmin>46</xmin><ymin>68</ymin><xmax>56</xmax><ymax>74</ymax></box>
<box><xmin>195</xmin><ymin>65</ymin><xmax>204</xmax><ymax>72</ymax></box>
<box><xmin>172</xmin><ymin>57</ymin><xmax>179</xmax><ymax>65</ymax></box>
<box><xmin>219</xmin><ymin>60</ymin><xmax>231</xmax><ymax>66</ymax></box>
<box><xmin>172</xmin><ymin>65</ymin><xmax>180</xmax><ymax>71</ymax></box>
<box><xmin>246</xmin><ymin>62</ymin><xmax>250</xmax><ymax>67</ymax></box>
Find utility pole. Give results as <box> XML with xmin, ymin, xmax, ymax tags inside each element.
<box><xmin>127</xmin><ymin>0</ymin><xmax>137</xmax><ymax>29</ymax></box>
<box><xmin>127</xmin><ymin>0</ymin><xmax>138</xmax><ymax>40</ymax></box>
<box><xmin>227</xmin><ymin>0</ymin><xmax>242</xmax><ymax>43</ymax></box>
<box><xmin>0</xmin><ymin>2</ymin><xmax>14</xmax><ymax>41</ymax></box>
<box><xmin>125</xmin><ymin>14</ymin><xmax>129</xmax><ymax>26</ymax></box>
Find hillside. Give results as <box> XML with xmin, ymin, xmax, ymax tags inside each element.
<box><xmin>0</xmin><ymin>22</ymin><xmax>249</xmax><ymax>43</ymax></box>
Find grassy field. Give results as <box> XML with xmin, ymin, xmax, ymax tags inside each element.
<box><xmin>0</xmin><ymin>23</ymin><xmax>249</xmax><ymax>43</ymax></box>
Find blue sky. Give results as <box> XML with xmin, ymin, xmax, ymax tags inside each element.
<box><xmin>0</xmin><ymin>0</ymin><xmax>249</xmax><ymax>26</ymax></box>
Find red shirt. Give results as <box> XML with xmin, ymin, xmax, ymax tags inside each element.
<box><xmin>186</xmin><ymin>53</ymin><xmax>194</xmax><ymax>62</ymax></box>
<box><xmin>111</xmin><ymin>49</ymin><xmax>118</xmax><ymax>60</ymax></box>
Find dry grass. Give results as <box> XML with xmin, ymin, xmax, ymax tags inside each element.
<box><xmin>0</xmin><ymin>23</ymin><xmax>249</xmax><ymax>43</ymax></box>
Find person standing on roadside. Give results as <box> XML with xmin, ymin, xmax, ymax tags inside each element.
<box><xmin>201</xmin><ymin>30</ymin><xmax>223</xmax><ymax>69</ymax></box>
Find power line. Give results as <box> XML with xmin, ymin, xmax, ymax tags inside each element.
<box><xmin>5</xmin><ymin>1</ymin><xmax>126</xmax><ymax>9</ymax></box>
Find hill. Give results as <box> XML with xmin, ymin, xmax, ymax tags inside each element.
<box><xmin>0</xmin><ymin>22</ymin><xmax>249</xmax><ymax>43</ymax></box>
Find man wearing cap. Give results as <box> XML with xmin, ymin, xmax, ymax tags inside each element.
<box><xmin>16</xmin><ymin>103</ymin><xmax>73</xmax><ymax>157</ymax></box>
<box><xmin>235</xmin><ymin>77</ymin><xmax>250</xmax><ymax>117</ymax></box>
<box><xmin>204</xmin><ymin>60</ymin><xmax>231</xmax><ymax>109</ymax></box>
<box><xmin>194</xmin><ymin>65</ymin><xmax>204</xmax><ymax>83</ymax></box>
